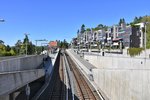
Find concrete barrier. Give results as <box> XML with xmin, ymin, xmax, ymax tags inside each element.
<box><xmin>84</xmin><ymin>54</ymin><xmax>150</xmax><ymax>100</ymax></box>
<box><xmin>0</xmin><ymin>55</ymin><xmax>46</xmax><ymax>72</ymax></box>
<box><xmin>0</xmin><ymin>55</ymin><xmax>25</xmax><ymax>61</ymax></box>
<box><xmin>84</xmin><ymin>54</ymin><xmax>150</xmax><ymax>69</ymax></box>
<box><xmin>0</xmin><ymin>69</ymin><xmax>45</xmax><ymax>96</ymax></box>
<box><xmin>31</xmin><ymin>49</ymin><xmax>60</xmax><ymax>100</ymax></box>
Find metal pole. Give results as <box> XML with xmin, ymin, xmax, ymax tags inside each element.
<box><xmin>26</xmin><ymin>40</ymin><xmax>27</xmax><ymax>56</ymax></box>
<box><xmin>41</xmin><ymin>43</ymin><xmax>43</xmax><ymax>53</ymax></box>
<box><xmin>35</xmin><ymin>39</ymin><xmax>48</xmax><ymax>54</ymax></box>
<box><xmin>25</xmin><ymin>84</ymin><xmax>30</xmax><ymax>100</ymax></box>
<box><xmin>35</xmin><ymin>40</ymin><xmax>37</xmax><ymax>54</ymax></box>
<box><xmin>145</xmin><ymin>24</ymin><xmax>147</xmax><ymax>58</ymax></box>
<box><xmin>24</xmin><ymin>33</ymin><xmax>30</xmax><ymax>56</ymax></box>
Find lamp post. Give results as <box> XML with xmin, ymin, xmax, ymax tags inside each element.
<box><xmin>144</xmin><ymin>22</ymin><xmax>150</xmax><ymax>58</ymax></box>
<box><xmin>24</xmin><ymin>33</ymin><xmax>30</xmax><ymax>56</ymax></box>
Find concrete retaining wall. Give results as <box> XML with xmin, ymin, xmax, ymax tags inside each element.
<box><xmin>84</xmin><ymin>54</ymin><xmax>150</xmax><ymax>100</ymax></box>
<box><xmin>31</xmin><ymin>49</ymin><xmax>60</xmax><ymax>100</ymax></box>
<box><xmin>0</xmin><ymin>95</ymin><xmax>9</xmax><ymax>100</ymax></box>
<box><xmin>0</xmin><ymin>55</ymin><xmax>46</xmax><ymax>72</ymax></box>
<box><xmin>84</xmin><ymin>55</ymin><xmax>150</xmax><ymax>69</ymax></box>
<box><xmin>0</xmin><ymin>69</ymin><xmax>45</xmax><ymax>95</ymax></box>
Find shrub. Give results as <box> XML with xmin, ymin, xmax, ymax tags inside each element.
<box><xmin>127</xmin><ymin>48</ymin><xmax>144</xmax><ymax>57</ymax></box>
<box><xmin>0</xmin><ymin>49</ymin><xmax>16</xmax><ymax>56</ymax></box>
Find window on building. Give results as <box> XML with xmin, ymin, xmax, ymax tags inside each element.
<box><xmin>137</xmin><ymin>32</ymin><xmax>139</xmax><ymax>36</ymax></box>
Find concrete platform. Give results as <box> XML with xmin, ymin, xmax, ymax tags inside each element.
<box><xmin>66</xmin><ymin>49</ymin><xmax>108</xmax><ymax>100</ymax></box>
<box><xmin>67</xmin><ymin>50</ymin><xmax>96</xmax><ymax>76</ymax></box>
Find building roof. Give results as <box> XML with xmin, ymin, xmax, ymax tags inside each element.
<box><xmin>113</xmin><ymin>38</ymin><xmax>122</xmax><ymax>41</ymax></box>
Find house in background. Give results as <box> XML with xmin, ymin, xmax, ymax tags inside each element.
<box><xmin>130</xmin><ymin>23</ymin><xmax>145</xmax><ymax>48</ymax></box>
<box><xmin>118</xmin><ymin>26</ymin><xmax>131</xmax><ymax>48</ymax></box>
<box><xmin>72</xmin><ymin>22</ymin><xmax>146</xmax><ymax>53</ymax></box>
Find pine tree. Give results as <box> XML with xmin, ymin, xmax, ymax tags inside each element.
<box><xmin>80</xmin><ymin>24</ymin><xmax>85</xmax><ymax>33</ymax></box>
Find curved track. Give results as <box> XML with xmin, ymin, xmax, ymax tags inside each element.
<box><xmin>38</xmin><ymin>51</ymin><xmax>101</xmax><ymax>100</ymax></box>
<box><xmin>65</xmin><ymin>53</ymin><xmax>100</xmax><ymax>100</ymax></box>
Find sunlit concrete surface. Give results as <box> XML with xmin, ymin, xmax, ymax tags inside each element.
<box><xmin>84</xmin><ymin>53</ymin><xmax>150</xmax><ymax>100</ymax></box>
<box><xmin>0</xmin><ymin>69</ymin><xmax>44</xmax><ymax>95</ymax></box>
<box><xmin>0</xmin><ymin>55</ymin><xmax>46</xmax><ymax>72</ymax></box>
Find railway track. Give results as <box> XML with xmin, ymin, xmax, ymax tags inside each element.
<box><xmin>65</xmin><ymin>52</ymin><xmax>100</xmax><ymax>100</ymax></box>
<box><xmin>38</xmin><ymin>51</ymin><xmax>101</xmax><ymax>100</ymax></box>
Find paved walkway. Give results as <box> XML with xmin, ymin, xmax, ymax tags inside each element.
<box><xmin>69</xmin><ymin>49</ymin><xmax>96</xmax><ymax>70</ymax></box>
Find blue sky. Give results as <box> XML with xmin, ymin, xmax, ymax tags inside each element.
<box><xmin>0</xmin><ymin>0</ymin><xmax>150</xmax><ymax>46</ymax></box>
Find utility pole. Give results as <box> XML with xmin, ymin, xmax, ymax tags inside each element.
<box><xmin>24</xmin><ymin>33</ymin><xmax>30</xmax><ymax>56</ymax></box>
<box><xmin>35</xmin><ymin>39</ymin><xmax>48</xmax><ymax>54</ymax></box>
<box><xmin>144</xmin><ymin>22</ymin><xmax>150</xmax><ymax>58</ymax></box>
<box><xmin>145</xmin><ymin>23</ymin><xmax>147</xmax><ymax>58</ymax></box>
<box><xmin>41</xmin><ymin>43</ymin><xmax>49</xmax><ymax>54</ymax></box>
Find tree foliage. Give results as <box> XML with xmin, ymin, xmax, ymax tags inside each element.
<box><xmin>119</xmin><ymin>18</ymin><xmax>125</xmax><ymax>25</ymax></box>
<box><xmin>86</xmin><ymin>28</ymin><xmax>91</xmax><ymax>31</ymax></box>
<box><xmin>58</xmin><ymin>39</ymin><xmax>69</xmax><ymax>49</ymax></box>
<box><xmin>127</xmin><ymin>48</ymin><xmax>144</xmax><ymax>57</ymax></box>
<box><xmin>0</xmin><ymin>35</ymin><xmax>36</xmax><ymax>56</ymax></box>
<box><xmin>0</xmin><ymin>40</ymin><xmax>16</xmax><ymax>56</ymax></box>
<box><xmin>20</xmin><ymin>35</ymin><xmax>35</xmax><ymax>55</ymax></box>
<box><xmin>80</xmin><ymin>24</ymin><xmax>85</xmax><ymax>33</ymax></box>
<box><xmin>77</xmin><ymin>29</ymin><xmax>80</xmax><ymax>34</ymax></box>
<box><xmin>0</xmin><ymin>40</ymin><xmax>4</xmax><ymax>44</ymax></box>
<box><xmin>6</xmin><ymin>45</ymin><xmax>11</xmax><ymax>51</ymax></box>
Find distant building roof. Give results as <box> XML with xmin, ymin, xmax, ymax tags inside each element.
<box><xmin>49</xmin><ymin>41</ymin><xmax>57</xmax><ymax>47</ymax></box>
<box><xmin>113</xmin><ymin>38</ymin><xmax>122</xmax><ymax>41</ymax></box>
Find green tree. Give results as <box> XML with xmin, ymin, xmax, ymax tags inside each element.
<box><xmin>6</xmin><ymin>45</ymin><xmax>11</xmax><ymax>51</ymax></box>
<box><xmin>59</xmin><ymin>39</ymin><xmax>69</xmax><ymax>49</ymax></box>
<box><xmin>28</xmin><ymin>42</ymin><xmax>35</xmax><ymax>55</ymax></box>
<box><xmin>0</xmin><ymin>40</ymin><xmax>4</xmax><ymax>44</ymax></box>
<box><xmin>15</xmin><ymin>40</ymin><xmax>22</xmax><ymax>55</ymax></box>
<box><xmin>119</xmin><ymin>18</ymin><xmax>125</xmax><ymax>26</ymax></box>
<box><xmin>77</xmin><ymin>29</ymin><xmax>80</xmax><ymax>34</ymax></box>
<box><xmin>97</xmin><ymin>24</ymin><xmax>103</xmax><ymax>29</ymax></box>
<box><xmin>23</xmin><ymin>34</ymin><xmax>29</xmax><ymax>44</ymax></box>
<box><xmin>21</xmin><ymin>34</ymin><xmax>35</xmax><ymax>55</ymax></box>
<box><xmin>86</xmin><ymin>28</ymin><xmax>91</xmax><ymax>31</ymax></box>
<box><xmin>0</xmin><ymin>44</ymin><xmax>6</xmax><ymax>56</ymax></box>
<box><xmin>103</xmin><ymin>25</ymin><xmax>108</xmax><ymax>31</ymax></box>
<box><xmin>0</xmin><ymin>41</ymin><xmax>5</xmax><ymax>55</ymax></box>
<box><xmin>133</xmin><ymin>16</ymin><xmax>142</xmax><ymax>24</ymax></box>
<box><xmin>10</xmin><ymin>49</ymin><xmax>16</xmax><ymax>55</ymax></box>
<box><xmin>80</xmin><ymin>24</ymin><xmax>85</xmax><ymax>33</ymax></box>
<box><xmin>133</xmin><ymin>17</ymin><xmax>138</xmax><ymax>24</ymax></box>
